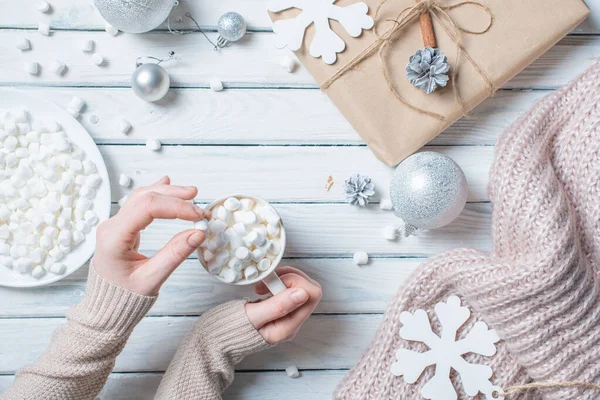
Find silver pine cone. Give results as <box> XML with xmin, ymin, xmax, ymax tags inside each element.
<box><xmin>405</xmin><ymin>47</ymin><xmax>450</xmax><ymax>94</ymax></box>
<box><xmin>344</xmin><ymin>173</ymin><xmax>375</xmax><ymax>207</ymax></box>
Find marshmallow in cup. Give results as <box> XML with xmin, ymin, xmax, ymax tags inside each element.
<box><xmin>195</xmin><ymin>194</ymin><xmax>287</xmax><ymax>295</ymax></box>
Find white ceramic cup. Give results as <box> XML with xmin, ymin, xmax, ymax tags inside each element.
<box><xmin>196</xmin><ymin>194</ymin><xmax>287</xmax><ymax>295</ymax></box>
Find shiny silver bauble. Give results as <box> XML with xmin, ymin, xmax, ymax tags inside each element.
<box><xmin>217</xmin><ymin>12</ymin><xmax>247</xmax><ymax>47</ymax></box>
<box><xmin>131</xmin><ymin>63</ymin><xmax>170</xmax><ymax>102</ymax></box>
<box><xmin>94</xmin><ymin>0</ymin><xmax>175</xmax><ymax>33</ymax></box>
<box><xmin>390</xmin><ymin>151</ymin><xmax>468</xmax><ymax>234</ymax></box>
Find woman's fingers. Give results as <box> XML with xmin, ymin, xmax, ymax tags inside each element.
<box><xmin>141</xmin><ymin>229</ymin><xmax>206</xmax><ymax>290</ymax></box>
<box><xmin>245</xmin><ymin>287</ymin><xmax>309</xmax><ymax>330</ymax></box>
<box><xmin>254</xmin><ymin>266</ymin><xmax>321</xmax><ymax>295</ymax></box>
<box><xmin>117</xmin><ymin>192</ymin><xmax>208</xmax><ymax>236</ymax></box>
<box><xmin>129</xmin><ymin>184</ymin><xmax>198</xmax><ymax>202</ymax></box>
<box><xmin>246</xmin><ymin>273</ymin><xmax>322</xmax><ymax>344</ymax></box>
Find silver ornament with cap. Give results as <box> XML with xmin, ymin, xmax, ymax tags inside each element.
<box><xmin>390</xmin><ymin>151</ymin><xmax>467</xmax><ymax>236</ymax></box>
<box><xmin>131</xmin><ymin>63</ymin><xmax>170</xmax><ymax>102</ymax></box>
<box><xmin>94</xmin><ymin>0</ymin><xmax>176</xmax><ymax>34</ymax></box>
<box><xmin>217</xmin><ymin>12</ymin><xmax>247</xmax><ymax>47</ymax></box>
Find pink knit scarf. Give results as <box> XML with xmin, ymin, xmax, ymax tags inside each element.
<box><xmin>334</xmin><ymin>59</ymin><xmax>600</xmax><ymax>399</ymax></box>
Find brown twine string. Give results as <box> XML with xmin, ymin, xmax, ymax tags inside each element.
<box><xmin>321</xmin><ymin>0</ymin><xmax>497</xmax><ymax>121</ymax></box>
<box><xmin>497</xmin><ymin>381</ymin><xmax>600</xmax><ymax>398</ymax></box>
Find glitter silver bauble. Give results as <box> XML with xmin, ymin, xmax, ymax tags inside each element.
<box><xmin>217</xmin><ymin>12</ymin><xmax>247</xmax><ymax>47</ymax></box>
<box><xmin>390</xmin><ymin>152</ymin><xmax>467</xmax><ymax>235</ymax></box>
<box><xmin>131</xmin><ymin>63</ymin><xmax>170</xmax><ymax>102</ymax></box>
<box><xmin>94</xmin><ymin>0</ymin><xmax>176</xmax><ymax>33</ymax></box>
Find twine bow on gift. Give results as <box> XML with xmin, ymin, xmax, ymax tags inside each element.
<box><xmin>321</xmin><ymin>0</ymin><xmax>497</xmax><ymax>121</ymax></box>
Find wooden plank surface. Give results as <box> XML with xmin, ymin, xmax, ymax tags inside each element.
<box><xmin>0</xmin><ymin>371</ymin><xmax>345</xmax><ymax>400</ymax></box>
<box><xmin>0</xmin><ymin>315</ymin><xmax>381</xmax><ymax>373</ymax></box>
<box><xmin>0</xmin><ymin>31</ymin><xmax>596</xmax><ymax>89</ymax></box>
<box><xmin>18</xmin><ymin>87</ymin><xmax>545</xmax><ymax>146</ymax></box>
<box><xmin>0</xmin><ymin>258</ymin><xmax>419</xmax><ymax>317</ymax></box>
<box><xmin>0</xmin><ymin>0</ymin><xmax>596</xmax><ymax>398</ymax></box>
<box><xmin>134</xmin><ymin>203</ymin><xmax>492</xmax><ymax>257</ymax></box>
<box><xmin>1</xmin><ymin>0</ymin><xmax>596</xmax><ymax>34</ymax></box>
<box><xmin>99</xmin><ymin>145</ymin><xmax>493</xmax><ymax>203</ymax></box>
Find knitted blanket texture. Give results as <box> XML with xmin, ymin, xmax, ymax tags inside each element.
<box><xmin>334</xmin><ymin>60</ymin><xmax>600</xmax><ymax>400</ymax></box>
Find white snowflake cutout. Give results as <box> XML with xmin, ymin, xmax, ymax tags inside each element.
<box><xmin>268</xmin><ymin>0</ymin><xmax>375</xmax><ymax>65</ymax></box>
<box><xmin>391</xmin><ymin>296</ymin><xmax>502</xmax><ymax>400</ymax></box>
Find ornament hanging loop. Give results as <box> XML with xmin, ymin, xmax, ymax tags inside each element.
<box><xmin>135</xmin><ymin>52</ymin><xmax>179</xmax><ymax>68</ymax></box>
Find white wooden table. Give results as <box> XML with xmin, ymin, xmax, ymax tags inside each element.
<box><xmin>0</xmin><ymin>1</ymin><xmax>597</xmax><ymax>398</ymax></box>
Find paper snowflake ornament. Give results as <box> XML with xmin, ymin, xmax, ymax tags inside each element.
<box><xmin>391</xmin><ymin>296</ymin><xmax>502</xmax><ymax>400</ymax></box>
<box><xmin>268</xmin><ymin>0</ymin><xmax>375</xmax><ymax>65</ymax></box>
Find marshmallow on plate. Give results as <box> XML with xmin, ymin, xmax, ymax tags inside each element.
<box><xmin>0</xmin><ymin>109</ymin><xmax>102</xmax><ymax>279</ymax></box>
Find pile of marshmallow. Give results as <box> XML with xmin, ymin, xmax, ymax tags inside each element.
<box><xmin>196</xmin><ymin>196</ymin><xmax>283</xmax><ymax>283</ymax></box>
<box><xmin>0</xmin><ymin>108</ymin><xmax>101</xmax><ymax>279</ymax></box>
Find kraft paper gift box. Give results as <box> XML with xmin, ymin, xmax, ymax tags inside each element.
<box><xmin>269</xmin><ymin>0</ymin><xmax>590</xmax><ymax>166</ymax></box>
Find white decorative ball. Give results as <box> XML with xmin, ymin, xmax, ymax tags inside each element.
<box><xmin>131</xmin><ymin>63</ymin><xmax>170</xmax><ymax>102</ymax></box>
<box><xmin>390</xmin><ymin>152</ymin><xmax>468</xmax><ymax>233</ymax></box>
<box><xmin>94</xmin><ymin>0</ymin><xmax>176</xmax><ymax>33</ymax></box>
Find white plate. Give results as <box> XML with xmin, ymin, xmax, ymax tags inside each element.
<box><xmin>0</xmin><ymin>89</ymin><xmax>111</xmax><ymax>288</ymax></box>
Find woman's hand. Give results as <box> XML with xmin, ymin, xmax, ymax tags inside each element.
<box><xmin>92</xmin><ymin>176</ymin><xmax>209</xmax><ymax>296</ymax></box>
<box><xmin>245</xmin><ymin>267</ymin><xmax>322</xmax><ymax>344</ymax></box>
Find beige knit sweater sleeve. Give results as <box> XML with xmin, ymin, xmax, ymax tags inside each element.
<box><xmin>0</xmin><ymin>267</ymin><xmax>270</xmax><ymax>400</ymax></box>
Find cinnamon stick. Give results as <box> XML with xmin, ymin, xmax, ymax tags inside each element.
<box><xmin>419</xmin><ymin>12</ymin><xmax>437</xmax><ymax>48</ymax></box>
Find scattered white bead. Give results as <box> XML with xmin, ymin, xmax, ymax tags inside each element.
<box><xmin>52</xmin><ymin>60</ymin><xmax>67</xmax><ymax>76</ymax></box>
<box><xmin>223</xmin><ymin>197</ymin><xmax>241</xmax><ymax>211</ymax></box>
<box><xmin>280</xmin><ymin>56</ymin><xmax>297</xmax><ymax>73</ymax></box>
<box><xmin>118</xmin><ymin>119</ymin><xmax>132</xmax><ymax>134</ymax></box>
<box><xmin>25</xmin><ymin>62</ymin><xmax>40</xmax><ymax>75</ymax></box>
<box><xmin>210</xmin><ymin>78</ymin><xmax>224</xmax><ymax>92</ymax></box>
<box><xmin>240</xmin><ymin>198</ymin><xmax>255</xmax><ymax>210</ymax></box>
<box><xmin>380</xmin><ymin>198</ymin><xmax>394</xmax><ymax>211</ymax></box>
<box><xmin>382</xmin><ymin>225</ymin><xmax>398</xmax><ymax>241</ymax></box>
<box><xmin>67</xmin><ymin>97</ymin><xmax>85</xmax><ymax>113</ymax></box>
<box><xmin>31</xmin><ymin>265</ymin><xmax>45</xmax><ymax>279</ymax></box>
<box><xmin>353</xmin><ymin>251</ymin><xmax>369</xmax><ymax>266</ymax></box>
<box><xmin>194</xmin><ymin>219</ymin><xmax>209</xmax><ymax>231</ymax></box>
<box><xmin>85</xmin><ymin>173</ymin><xmax>102</xmax><ymax>188</ymax></box>
<box><xmin>200</xmin><ymin>196</ymin><xmax>283</xmax><ymax>284</ymax></box>
<box><xmin>15</xmin><ymin>257</ymin><xmax>33</xmax><ymax>274</ymax></box>
<box><xmin>244</xmin><ymin>265</ymin><xmax>259</xmax><ymax>280</ymax></box>
<box><xmin>16</xmin><ymin>38</ymin><xmax>31</xmax><ymax>51</ymax></box>
<box><xmin>84</xmin><ymin>210</ymin><xmax>99</xmax><ymax>225</ymax></box>
<box><xmin>66</xmin><ymin>108</ymin><xmax>79</xmax><ymax>119</ymax></box>
<box><xmin>92</xmin><ymin>53</ymin><xmax>104</xmax><ymax>66</ymax></box>
<box><xmin>235</xmin><ymin>247</ymin><xmax>251</xmax><ymax>262</ymax></box>
<box><xmin>257</xmin><ymin>258</ymin><xmax>271</xmax><ymax>272</ymax></box>
<box><xmin>81</xmin><ymin>39</ymin><xmax>95</xmax><ymax>52</ymax></box>
<box><xmin>285</xmin><ymin>365</ymin><xmax>300</xmax><ymax>378</ymax></box>
<box><xmin>221</xmin><ymin>267</ymin><xmax>241</xmax><ymax>283</ymax></box>
<box><xmin>38</xmin><ymin>23</ymin><xmax>50</xmax><ymax>36</ymax></box>
<box><xmin>49</xmin><ymin>262</ymin><xmax>65</xmax><ymax>275</ymax></box>
<box><xmin>117</xmin><ymin>195</ymin><xmax>128</xmax><ymax>208</ymax></box>
<box><xmin>145</xmin><ymin>138</ymin><xmax>162</xmax><ymax>151</ymax></box>
<box><xmin>105</xmin><ymin>23</ymin><xmax>119</xmax><ymax>36</ymax></box>
<box><xmin>118</xmin><ymin>173</ymin><xmax>131</xmax><ymax>187</ymax></box>
<box><xmin>89</xmin><ymin>114</ymin><xmax>99</xmax><ymax>124</ymax></box>
<box><xmin>214</xmin><ymin>206</ymin><xmax>229</xmax><ymax>222</ymax></box>
<box><xmin>37</xmin><ymin>1</ymin><xmax>51</xmax><ymax>13</ymax></box>
<box><xmin>82</xmin><ymin>160</ymin><xmax>97</xmax><ymax>175</ymax></box>
<box><xmin>72</xmin><ymin>231</ymin><xmax>85</xmax><ymax>245</ymax></box>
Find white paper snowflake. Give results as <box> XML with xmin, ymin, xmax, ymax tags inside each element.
<box><xmin>268</xmin><ymin>0</ymin><xmax>374</xmax><ymax>65</ymax></box>
<box><xmin>391</xmin><ymin>296</ymin><xmax>502</xmax><ymax>400</ymax></box>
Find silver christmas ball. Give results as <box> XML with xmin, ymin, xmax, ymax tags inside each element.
<box><xmin>390</xmin><ymin>152</ymin><xmax>468</xmax><ymax>232</ymax></box>
<box><xmin>217</xmin><ymin>12</ymin><xmax>247</xmax><ymax>46</ymax></box>
<box><xmin>94</xmin><ymin>0</ymin><xmax>175</xmax><ymax>33</ymax></box>
<box><xmin>131</xmin><ymin>63</ymin><xmax>170</xmax><ymax>102</ymax></box>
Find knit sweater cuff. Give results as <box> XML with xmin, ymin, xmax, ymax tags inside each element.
<box><xmin>70</xmin><ymin>265</ymin><xmax>157</xmax><ymax>336</ymax></box>
<box><xmin>198</xmin><ymin>300</ymin><xmax>271</xmax><ymax>361</ymax></box>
